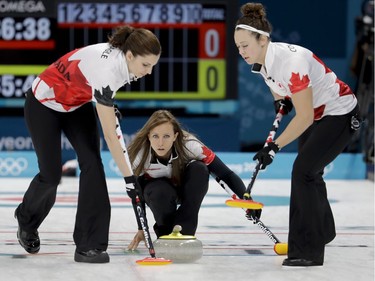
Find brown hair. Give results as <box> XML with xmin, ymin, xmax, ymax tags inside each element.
<box><xmin>128</xmin><ymin>110</ymin><xmax>196</xmax><ymax>185</ymax></box>
<box><xmin>108</xmin><ymin>25</ymin><xmax>161</xmax><ymax>56</ymax></box>
<box><xmin>236</xmin><ymin>2</ymin><xmax>272</xmax><ymax>39</ymax></box>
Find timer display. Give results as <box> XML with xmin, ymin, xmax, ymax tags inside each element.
<box><xmin>0</xmin><ymin>65</ymin><xmax>45</xmax><ymax>100</ymax></box>
<box><xmin>0</xmin><ymin>17</ymin><xmax>52</xmax><ymax>43</ymax></box>
<box><xmin>0</xmin><ymin>74</ymin><xmax>36</xmax><ymax>97</ymax></box>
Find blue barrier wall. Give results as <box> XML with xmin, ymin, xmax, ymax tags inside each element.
<box><xmin>0</xmin><ymin>116</ymin><xmax>240</xmax><ymax>164</ymax></box>
<box><xmin>1</xmin><ymin>151</ymin><xmax>364</xmax><ymax>180</ymax></box>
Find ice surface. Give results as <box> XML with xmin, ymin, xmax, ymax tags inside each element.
<box><xmin>0</xmin><ymin>177</ymin><xmax>373</xmax><ymax>281</ymax></box>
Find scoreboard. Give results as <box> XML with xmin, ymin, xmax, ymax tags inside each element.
<box><xmin>0</xmin><ymin>0</ymin><xmax>238</xmax><ymax>107</ymax></box>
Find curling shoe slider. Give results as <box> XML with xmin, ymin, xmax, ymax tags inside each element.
<box><xmin>282</xmin><ymin>258</ymin><xmax>323</xmax><ymax>267</ymax></box>
<box><xmin>74</xmin><ymin>249</ymin><xmax>110</xmax><ymax>263</ymax></box>
<box><xmin>14</xmin><ymin>207</ymin><xmax>40</xmax><ymax>254</ymax></box>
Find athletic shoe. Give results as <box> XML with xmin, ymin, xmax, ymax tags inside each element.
<box><xmin>14</xmin><ymin>207</ymin><xmax>40</xmax><ymax>254</ymax></box>
<box><xmin>282</xmin><ymin>258</ymin><xmax>323</xmax><ymax>267</ymax></box>
<box><xmin>74</xmin><ymin>249</ymin><xmax>110</xmax><ymax>263</ymax></box>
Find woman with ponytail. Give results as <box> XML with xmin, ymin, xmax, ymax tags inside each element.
<box><xmin>234</xmin><ymin>3</ymin><xmax>359</xmax><ymax>267</ymax></box>
<box><xmin>15</xmin><ymin>26</ymin><xmax>161</xmax><ymax>263</ymax></box>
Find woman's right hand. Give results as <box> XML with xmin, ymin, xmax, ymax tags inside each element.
<box><xmin>127</xmin><ymin>230</ymin><xmax>145</xmax><ymax>251</ymax></box>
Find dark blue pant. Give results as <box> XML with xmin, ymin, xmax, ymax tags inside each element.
<box><xmin>288</xmin><ymin>107</ymin><xmax>358</xmax><ymax>263</ymax></box>
<box><xmin>17</xmin><ymin>90</ymin><xmax>110</xmax><ymax>252</ymax></box>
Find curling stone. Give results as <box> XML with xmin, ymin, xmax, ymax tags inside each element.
<box><xmin>154</xmin><ymin>225</ymin><xmax>203</xmax><ymax>263</ymax></box>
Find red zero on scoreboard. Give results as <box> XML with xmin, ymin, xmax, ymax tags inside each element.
<box><xmin>199</xmin><ymin>23</ymin><xmax>225</xmax><ymax>59</ymax></box>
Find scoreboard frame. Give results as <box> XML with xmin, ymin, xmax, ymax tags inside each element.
<box><xmin>0</xmin><ymin>0</ymin><xmax>238</xmax><ymax>106</ymax></box>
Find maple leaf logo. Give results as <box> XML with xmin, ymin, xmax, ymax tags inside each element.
<box><xmin>94</xmin><ymin>85</ymin><xmax>115</xmax><ymax>106</ymax></box>
<box><xmin>201</xmin><ymin>145</ymin><xmax>215</xmax><ymax>164</ymax></box>
<box><xmin>288</xmin><ymin>72</ymin><xmax>310</xmax><ymax>94</ymax></box>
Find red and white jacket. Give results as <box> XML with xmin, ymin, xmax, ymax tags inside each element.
<box><xmin>252</xmin><ymin>42</ymin><xmax>357</xmax><ymax>120</ymax></box>
<box><xmin>31</xmin><ymin>43</ymin><xmax>134</xmax><ymax>112</ymax></box>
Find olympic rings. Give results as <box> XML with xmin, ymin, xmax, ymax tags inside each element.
<box><xmin>0</xmin><ymin>157</ymin><xmax>28</xmax><ymax>176</ymax></box>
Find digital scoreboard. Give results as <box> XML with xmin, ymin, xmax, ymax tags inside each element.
<box><xmin>0</xmin><ymin>0</ymin><xmax>238</xmax><ymax>107</ymax></box>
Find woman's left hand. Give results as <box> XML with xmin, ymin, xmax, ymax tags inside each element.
<box><xmin>127</xmin><ymin>230</ymin><xmax>146</xmax><ymax>251</ymax></box>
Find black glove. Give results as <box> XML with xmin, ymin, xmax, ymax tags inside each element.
<box><xmin>274</xmin><ymin>97</ymin><xmax>293</xmax><ymax>115</ymax></box>
<box><xmin>245</xmin><ymin>208</ymin><xmax>262</xmax><ymax>222</ymax></box>
<box><xmin>253</xmin><ymin>141</ymin><xmax>280</xmax><ymax>170</ymax></box>
<box><xmin>124</xmin><ymin>175</ymin><xmax>140</xmax><ymax>201</ymax></box>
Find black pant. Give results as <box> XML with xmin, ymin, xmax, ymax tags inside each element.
<box><xmin>288</xmin><ymin>107</ymin><xmax>358</xmax><ymax>263</ymax></box>
<box><xmin>142</xmin><ymin>160</ymin><xmax>209</xmax><ymax>237</ymax></box>
<box><xmin>17</xmin><ymin>91</ymin><xmax>111</xmax><ymax>252</ymax></box>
